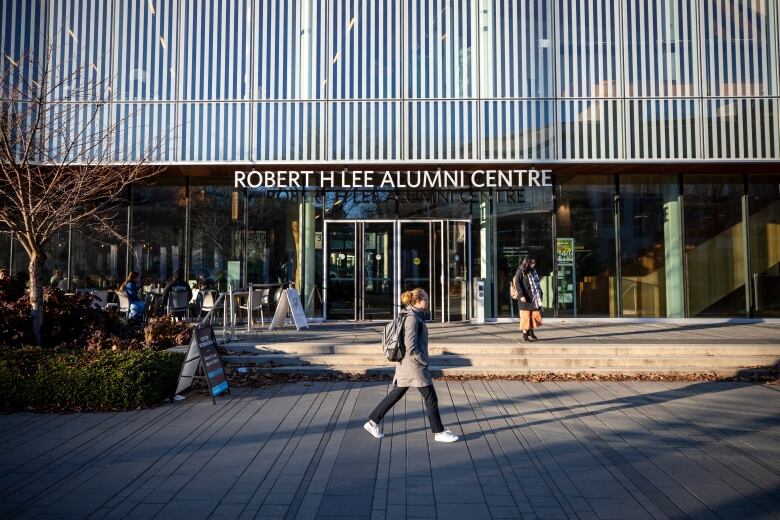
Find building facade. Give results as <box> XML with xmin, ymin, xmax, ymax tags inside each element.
<box><xmin>1</xmin><ymin>0</ymin><xmax>779</xmax><ymax>320</ymax></box>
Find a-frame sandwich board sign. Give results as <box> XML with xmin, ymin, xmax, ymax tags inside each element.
<box><xmin>174</xmin><ymin>325</ymin><xmax>230</xmax><ymax>405</ymax></box>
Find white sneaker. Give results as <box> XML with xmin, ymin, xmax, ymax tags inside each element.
<box><xmin>434</xmin><ymin>429</ymin><xmax>459</xmax><ymax>443</ymax></box>
<box><xmin>364</xmin><ymin>420</ymin><xmax>384</xmax><ymax>439</ymax></box>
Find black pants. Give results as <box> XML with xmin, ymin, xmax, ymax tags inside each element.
<box><xmin>369</xmin><ymin>383</ymin><xmax>444</xmax><ymax>434</ymax></box>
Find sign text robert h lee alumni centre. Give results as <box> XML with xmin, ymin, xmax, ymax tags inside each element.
<box><xmin>234</xmin><ymin>169</ymin><xmax>554</xmax><ymax>189</ymax></box>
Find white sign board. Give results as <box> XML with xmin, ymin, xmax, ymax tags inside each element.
<box><xmin>269</xmin><ymin>288</ymin><xmax>309</xmax><ymax>331</ymax></box>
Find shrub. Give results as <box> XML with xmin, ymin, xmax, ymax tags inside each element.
<box><xmin>0</xmin><ymin>347</ymin><xmax>184</xmax><ymax>412</ymax></box>
<box><xmin>85</xmin><ymin>323</ymin><xmax>145</xmax><ymax>352</ymax></box>
<box><xmin>144</xmin><ymin>317</ymin><xmax>193</xmax><ymax>350</ymax></box>
<box><xmin>0</xmin><ymin>288</ymin><xmax>121</xmax><ymax>349</ymax></box>
<box><xmin>0</xmin><ymin>295</ymin><xmax>32</xmax><ymax>346</ymax></box>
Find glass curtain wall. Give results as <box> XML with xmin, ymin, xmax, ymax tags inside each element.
<box><xmin>246</xmin><ymin>187</ymin><xmax>320</xmax><ymax>314</ymax></box>
<box><xmin>43</xmin><ymin>231</ymin><xmax>69</xmax><ymax>290</ymax></box>
<box><xmin>618</xmin><ymin>175</ymin><xmax>683</xmax><ymax>317</ymax></box>
<box><xmin>71</xmin><ymin>214</ymin><xmax>128</xmax><ymax>291</ymax></box>
<box><xmin>131</xmin><ymin>181</ymin><xmax>186</xmax><ymax>288</ymax></box>
<box><xmin>495</xmin><ymin>206</ymin><xmax>553</xmax><ymax>318</ymax></box>
<box><xmin>189</xmin><ymin>181</ymin><xmax>244</xmax><ymax>292</ymax></box>
<box><xmin>555</xmin><ymin>175</ymin><xmax>617</xmax><ymax>317</ymax></box>
<box><xmin>747</xmin><ymin>175</ymin><xmax>780</xmax><ymax>317</ymax></box>
<box><xmin>683</xmin><ymin>176</ymin><xmax>747</xmax><ymax>317</ymax></box>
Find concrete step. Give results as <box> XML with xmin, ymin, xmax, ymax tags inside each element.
<box><xmin>222</xmin><ymin>353</ymin><xmax>780</xmax><ymax>370</ymax></box>
<box><xmin>226</xmin><ymin>365</ymin><xmax>779</xmax><ymax>378</ymax></box>
<box><xmin>222</xmin><ymin>342</ymin><xmax>780</xmax><ymax>357</ymax></box>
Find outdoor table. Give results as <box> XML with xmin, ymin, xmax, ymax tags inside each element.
<box><xmin>230</xmin><ymin>283</ymin><xmax>284</xmax><ymax>332</ymax></box>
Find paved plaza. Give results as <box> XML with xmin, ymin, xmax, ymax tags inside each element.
<box><xmin>1</xmin><ymin>379</ymin><xmax>779</xmax><ymax>519</ymax></box>
<box><xmin>221</xmin><ymin>320</ymin><xmax>780</xmax><ymax>346</ymax></box>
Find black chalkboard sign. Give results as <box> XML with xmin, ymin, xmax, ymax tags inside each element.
<box><xmin>174</xmin><ymin>325</ymin><xmax>230</xmax><ymax>405</ymax></box>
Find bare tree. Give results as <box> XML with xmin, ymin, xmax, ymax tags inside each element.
<box><xmin>0</xmin><ymin>36</ymin><xmax>166</xmax><ymax>344</ymax></box>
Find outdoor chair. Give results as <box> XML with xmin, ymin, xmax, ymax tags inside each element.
<box><xmin>238</xmin><ymin>288</ymin><xmax>270</xmax><ymax>326</ymax></box>
<box><xmin>116</xmin><ymin>292</ymin><xmax>131</xmax><ymax>322</ymax></box>
<box><xmin>91</xmin><ymin>290</ymin><xmax>109</xmax><ymax>309</ymax></box>
<box><xmin>199</xmin><ymin>291</ymin><xmax>216</xmax><ymax>319</ymax></box>
<box><xmin>166</xmin><ymin>291</ymin><xmax>190</xmax><ymax>321</ymax></box>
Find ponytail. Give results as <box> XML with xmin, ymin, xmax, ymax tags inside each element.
<box><xmin>401</xmin><ymin>288</ymin><xmax>426</xmax><ymax>307</ymax></box>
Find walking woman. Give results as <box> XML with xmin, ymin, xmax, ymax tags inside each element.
<box><xmin>364</xmin><ymin>288</ymin><xmax>459</xmax><ymax>442</ymax></box>
<box><xmin>513</xmin><ymin>255</ymin><xmax>543</xmax><ymax>342</ymax></box>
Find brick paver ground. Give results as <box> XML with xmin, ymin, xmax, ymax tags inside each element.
<box><xmin>2</xmin><ymin>380</ymin><xmax>779</xmax><ymax>519</ymax></box>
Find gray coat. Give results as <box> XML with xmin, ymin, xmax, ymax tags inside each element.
<box><xmin>392</xmin><ymin>306</ymin><xmax>433</xmax><ymax>388</ymax></box>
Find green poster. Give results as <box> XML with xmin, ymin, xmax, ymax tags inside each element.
<box><xmin>556</xmin><ymin>238</ymin><xmax>575</xmax><ymax>265</ymax></box>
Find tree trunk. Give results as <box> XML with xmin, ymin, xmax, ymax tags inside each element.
<box><xmin>29</xmin><ymin>251</ymin><xmax>45</xmax><ymax>346</ymax></box>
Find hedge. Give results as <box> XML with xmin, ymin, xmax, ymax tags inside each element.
<box><xmin>0</xmin><ymin>348</ymin><xmax>185</xmax><ymax>412</ymax></box>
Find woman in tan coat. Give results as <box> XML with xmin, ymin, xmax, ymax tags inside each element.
<box><xmin>513</xmin><ymin>255</ymin><xmax>543</xmax><ymax>342</ymax></box>
<box><xmin>364</xmin><ymin>288</ymin><xmax>458</xmax><ymax>442</ymax></box>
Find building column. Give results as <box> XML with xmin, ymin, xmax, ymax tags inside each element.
<box><xmin>663</xmin><ymin>185</ymin><xmax>685</xmax><ymax>318</ymax></box>
<box><xmin>300</xmin><ymin>200</ymin><xmax>317</xmax><ymax>316</ymax></box>
<box><xmin>480</xmin><ymin>199</ymin><xmax>495</xmax><ymax>319</ymax></box>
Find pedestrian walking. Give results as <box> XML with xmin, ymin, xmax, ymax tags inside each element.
<box><xmin>364</xmin><ymin>288</ymin><xmax>459</xmax><ymax>442</ymax></box>
<box><xmin>513</xmin><ymin>255</ymin><xmax>543</xmax><ymax>342</ymax></box>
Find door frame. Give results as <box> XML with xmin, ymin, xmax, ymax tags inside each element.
<box><xmin>323</xmin><ymin>219</ymin><xmax>396</xmax><ymax>321</ymax></box>
<box><xmin>443</xmin><ymin>219</ymin><xmax>472</xmax><ymax>322</ymax></box>
<box><xmin>323</xmin><ymin>219</ymin><xmax>471</xmax><ymax>322</ymax></box>
<box><xmin>397</xmin><ymin>219</ymin><xmax>444</xmax><ymax>322</ymax></box>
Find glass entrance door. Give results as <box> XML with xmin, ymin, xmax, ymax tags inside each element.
<box><xmin>325</xmin><ymin>220</ymin><xmax>470</xmax><ymax>321</ymax></box>
<box><xmin>446</xmin><ymin>221</ymin><xmax>469</xmax><ymax>321</ymax></box>
<box><xmin>325</xmin><ymin>221</ymin><xmax>395</xmax><ymax>320</ymax></box>
<box><xmin>325</xmin><ymin>222</ymin><xmax>357</xmax><ymax>320</ymax></box>
<box><xmin>399</xmin><ymin>221</ymin><xmax>438</xmax><ymax>321</ymax></box>
<box><xmin>363</xmin><ymin>223</ymin><xmax>394</xmax><ymax>319</ymax></box>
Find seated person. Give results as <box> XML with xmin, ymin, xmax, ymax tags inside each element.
<box><xmin>50</xmin><ymin>269</ymin><xmax>64</xmax><ymax>287</ymax></box>
<box><xmin>119</xmin><ymin>271</ymin><xmax>145</xmax><ymax>321</ymax></box>
<box><xmin>161</xmin><ymin>268</ymin><xmax>193</xmax><ymax>314</ymax></box>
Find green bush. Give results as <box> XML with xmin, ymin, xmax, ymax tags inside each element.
<box><xmin>0</xmin><ymin>347</ymin><xmax>184</xmax><ymax>412</ymax></box>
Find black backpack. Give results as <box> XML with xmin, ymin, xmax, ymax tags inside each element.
<box><xmin>382</xmin><ymin>313</ymin><xmax>422</xmax><ymax>362</ymax></box>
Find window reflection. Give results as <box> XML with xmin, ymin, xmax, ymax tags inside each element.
<box><xmin>189</xmin><ymin>183</ymin><xmax>244</xmax><ymax>292</ymax></box>
<box><xmin>702</xmin><ymin>0</ymin><xmax>779</xmax><ymax>96</ymax></box>
<box><xmin>114</xmin><ymin>0</ymin><xmax>178</xmax><ymax>100</ymax></box>
<box><xmin>247</xmin><ymin>188</ymin><xmax>303</xmax><ymax>288</ymax></box>
<box><xmin>683</xmin><ymin>176</ymin><xmax>746</xmax><ymax>317</ymax></box>
<box><xmin>619</xmin><ymin>175</ymin><xmax>682</xmax><ymax>317</ymax></box>
<box><xmin>555</xmin><ymin>175</ymin><xmax>617</xmax><ymax>317</ymax></box>
<box><xmin>748</xmin><ymin>175</ymin><xmax>780</xmax><ymax>317</ymax></box>
<box><xmin>480</xmin><ymin>0</ymin><xmax>552</xmax><ymax>97</ymax></box>
<box><xmin>44</xmin><ymin>231</ymin><xmax>69</xmax><ymax>290</ymax></box>
<box><xmin>624</xmin><ymin>0</ymin><xmax>697</xmax><ymax>97</ymax></box>
<box><xmin>405</xmin><ymin>0</ymin><xmax>477</xmax><ymax>98</ymax></box>
<box><xmin>131</xmin><ymin>183</ymin><xmax>186</xmax><ymax>287</ymax></box>
<box><xmin>482</xmin><ymin>101</ymin><xmax>554</xmax><ymax>159</ymax></box>
<box><xmin>557</xmin><ymin>0</ymin><xmax>620</xmax><ymax>97</ymax></box>
<box><xmin>496</xmin><ymin>213</ymin><xmax>553</xmax><ymax>318</ymax></box>
<box><xmin>72</xmin><ymin>208</ymin><xmax>128</xmax><ymax>290</ymax></box>
<box><xmin>328</xmin><ymin>0</ymin><xmax>401</xmax><ymax>99</ymax></box>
